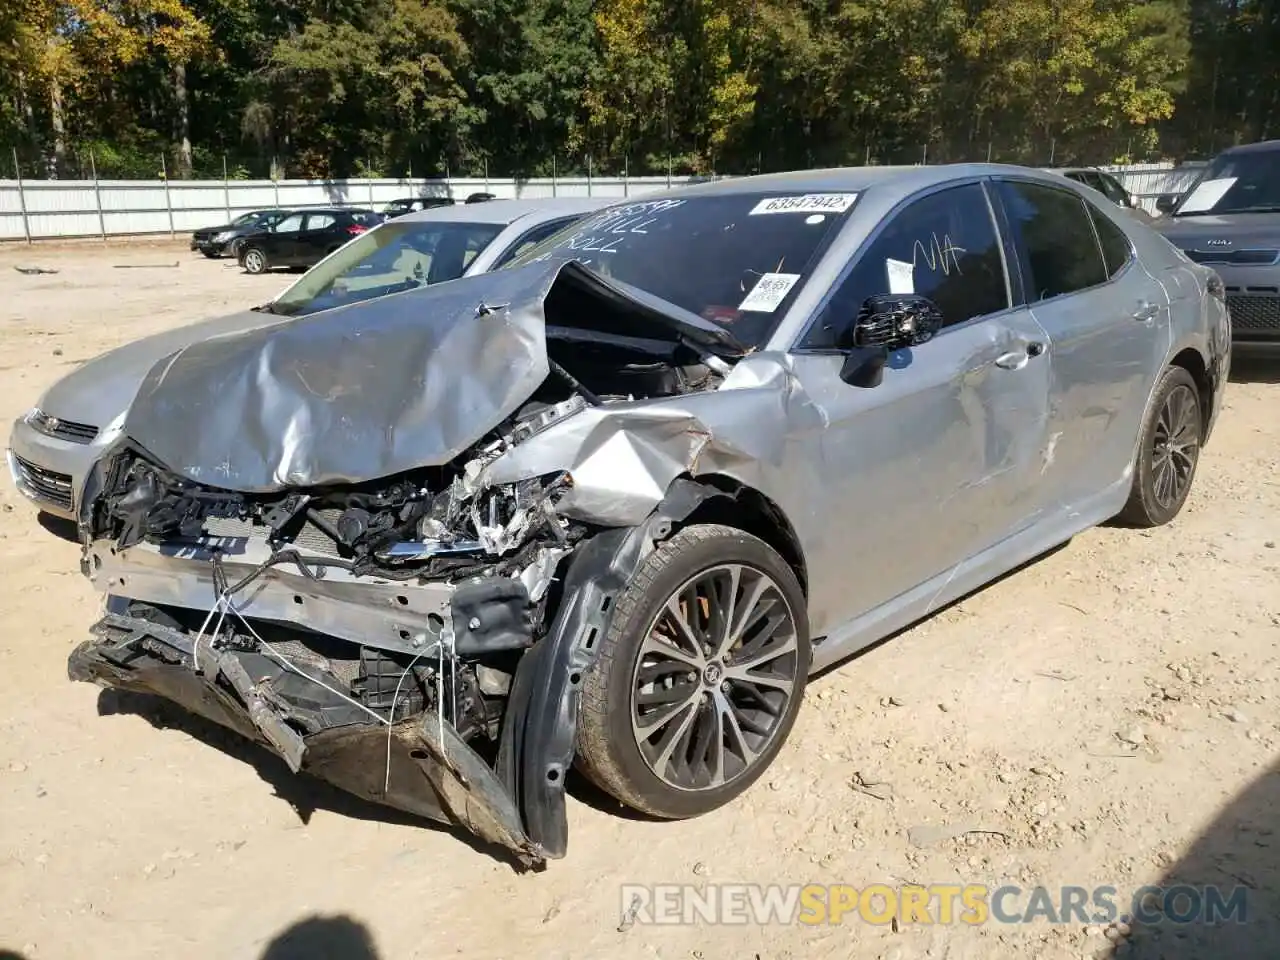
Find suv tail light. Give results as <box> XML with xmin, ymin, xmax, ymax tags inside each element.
<box><xmin>1206</xmin><ymin>271</ymin><xmax>1225</xmax><ymax>300</ymax></box>
<box><xmin>345</xmin><ymin>224</ymin><xmax>368</xmax><ymax>236</ymax></box>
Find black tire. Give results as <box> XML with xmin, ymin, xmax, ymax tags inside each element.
<box><xmin>1116</xmin><ymin>365</ymin><xmax>1203</xmax><ymax>527</ymax></box>
<box><xmin>577</xmin><ymin>523</ymin><xmax>810</xmax><ymax>819</ymax></box>
<box><xmin>199</xmin><ymin>249</ymin><xmax>220</xmax><ymax>259</ymax></box>
<box><xmin>241</xmin><ymin>246</ymin><xmax>269</xmax><ymax>275</ymax></box>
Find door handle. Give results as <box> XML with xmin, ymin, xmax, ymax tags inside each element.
<box><xmin>994</xmin><ymin>341</ymin><xmax>1045</xmax><ymax>370</ymax></box>
<box><xmin>1132</xmin><ymin>300</ymin><xmax>1160</xmax><ymax>322</ymax></box>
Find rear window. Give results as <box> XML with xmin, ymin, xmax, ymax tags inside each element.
<box><xmin>1088</xmin><ymin>204</ymin><xmax>1133</xmax><ymax>278</ymax></box>
<box><xmin>997</xmin><ymin>181</ymin><xmax>1108</xmax><ymax>300</ymax></box>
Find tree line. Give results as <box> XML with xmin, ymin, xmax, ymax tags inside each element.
<box><xmin>2</xmin><ymin>0</ymin><xmax>1277</xmax><ymax>181</ymax></box>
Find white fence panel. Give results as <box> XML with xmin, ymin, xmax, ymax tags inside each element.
<box><xmin>0</xmin><ymin>166</ymin><xmax>1205</xmax><ymax>241</ymax></box>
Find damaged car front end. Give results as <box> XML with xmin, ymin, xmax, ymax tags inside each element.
<box><xmin>65</xmin><ymin>170</ymin><xmax>1224</xmax><ymax>866</ymax></box>
<box><xmin>68</xmin><ymin>251</ymin><xmax>770</xmax><ymax>866</ymax></box>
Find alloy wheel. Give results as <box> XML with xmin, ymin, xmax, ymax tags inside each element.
<box><xmin>1151</xmin><ymin>383</ymin><xmax>1200</xmax><ymax>508</ymax></box>
<box><xmin>244</xmin><ymin>250</ymin><xmax>264</xmax><ymax>273</ymax></box>
<box><xmin>629</xmin><ymin>563</ymin><xmax>801</xmax><ymax>792</ymax></box>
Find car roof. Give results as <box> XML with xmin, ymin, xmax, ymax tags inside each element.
<box><xmin>1220</xmin><ymin>139</ymin><xmax>1280</xmax><ymax>156</ymax></box>
<box><xmin>394</xmin><ymin>196</ymin><xmax>612</xmax><ymax>226</ymax></box>
<box><xmin>636</xmin><ymin>163</ymin><xmax>1084</xmax><ymax>204</ymax></box>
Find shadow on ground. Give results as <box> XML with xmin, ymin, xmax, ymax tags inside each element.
<box><xmin>259</xmin><ymin>915</ymin><xmax>380</xmax><ymax>960</ymax></box>
<box><xmin>1105</xmin><ymin>757</ymin><xmax>1280</xmax><ymax>959</ymax></box>
<box><xmin>96</xmin><ymin>688</ymin><xmax>524</xmax><ymax>868</ymax></box>
<box><xmin>36</xmin><ymin>511</ymin><xmax>78</xmax><ymax>543</ymax></box>
<box><xmin>1229</xmin><ymin>351</ymin><xmax>1280</xmax><ymax>384</ymax></box>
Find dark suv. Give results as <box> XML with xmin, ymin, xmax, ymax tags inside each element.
<box><xmin>236</xmin><ymin>208</ymin><xmax>382</xmax><ymax>275</ymax></box>
<box><xmin>1155</xmin><ymin>140</ymin><xmax>1280</xmax><ymax>344</ymax></box>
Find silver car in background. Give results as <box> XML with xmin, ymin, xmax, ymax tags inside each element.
<box><xmin>6</xmin><ymin>197</ymin><xmax>609</xmax><ymax>519</ymax></box>
<box><xmin>67</xmin><ymin>165</ymin><xmax>1228</xmax><ymax>866</ymax></box>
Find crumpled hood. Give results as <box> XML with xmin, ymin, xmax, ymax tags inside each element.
<box><xmin>36</xmin><ymin>309</ymin><xmax>286</xmax><ymax>428</ymax></box>
<box><xmin>123</xmin><ymin>262</ymin><xmax>568</xmax><ymax>491</ymax></box>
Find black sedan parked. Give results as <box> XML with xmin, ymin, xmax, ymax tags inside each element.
<box><xmin>381</xmin><ymin>196</ymin><xmax>454</xmax><ymax>219</ymax></box>
<box><xmin>191</xmin><ymin>209</ymin><xmax>289</xmax><ymax>258</ymax></box>
<box><xmin>236</xmin><ymin>208</ymin><xmax>382</xmax><ymax>275</ymax></box>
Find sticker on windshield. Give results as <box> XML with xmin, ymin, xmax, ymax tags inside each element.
<box><xmin>739</xmin><ymin>272</ymin><xmax>801</xmax><ymax>313</ymax></box>
<box><xmin>1177</xmin><ymin>177</ymin><xmax>1238</xmax><ymax>214</ymax></box>
<box><xmin>886</xmin><ymin>258</ymin><xmax>915</xmax><ymax>295</ymax></box>
<box><xmin>749</xmin><ymin>194</ymin><xmax>858</xmax><ymax>216</ymax></box>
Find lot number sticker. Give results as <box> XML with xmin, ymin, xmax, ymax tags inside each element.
<box><xmin>749</xmin><ymin>193</ymin><xmax>858</xmax><ymax>216</ymax></box>
<box><xmin>739</xmin><ymin>272</ymin><xmax>801</xmax><ymax>312</ymax></box>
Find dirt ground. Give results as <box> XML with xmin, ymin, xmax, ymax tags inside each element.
<box><xmin>0</xmin><ymin>241</ymin><xmax>1277</xmax><ymax>960</ymax></box>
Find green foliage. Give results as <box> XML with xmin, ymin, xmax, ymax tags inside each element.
<box><xmin>2</xmin><ymin>0</ymin><xmax>1277</xmax><ymax>178</ymax></box>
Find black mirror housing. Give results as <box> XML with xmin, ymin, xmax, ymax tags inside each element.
<box><xmin>1155</xmin><ymin>194</ymin><xmax>1179</xmax><ymax>214</ymax></box>
<box><xmin>851</xmin><ymin>294</ymin><xmax>945</xmax><ymax>350</ymax></box>
<box><xmin>837</xmin><ymin>295</ymin><xmax>944</xmax><ymax>388</ymax></box>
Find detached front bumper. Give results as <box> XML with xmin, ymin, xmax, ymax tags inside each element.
<box><xmin>68</xmin><ymin>612</ymin><xmax>545</xmax><ymax>865</ymax></box>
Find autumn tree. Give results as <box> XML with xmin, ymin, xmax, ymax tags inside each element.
<box><xmin>0</xmin><ymin>0</ymin><xmax>1275</xmax><ymax>179</ymax></box>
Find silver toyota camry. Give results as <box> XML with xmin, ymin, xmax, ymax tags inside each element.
<box><xmin>5</xmin><ymin>197</ymin><xmax>608</xmax><ymax>519</ymax></box>
<box><xmin>65</xmin><ymin>165</ymin><xmax>1229</xmax><ymax>866</ymax></box>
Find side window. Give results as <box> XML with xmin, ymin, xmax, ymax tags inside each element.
<box><xmin>996</xmin><ymin>181</ymin><xmax>1108</xmax><ymax>301</ymax></box>
<box><xmin>1092</xmin><ymin>173</ymin><xmax>1125</xmax><ymax>206</ymax></box>
<box><xmin>461</xmin><ymin>229</ymin><xmax>493</xmax><ymax>269</ymax></box>
<box><xmin>305</xmin><ymin>213</ymin><xmax>336</xmax><ymax>231</ymax></box>
<box><xmin>804</xmin><ymin>183</ymin><xmax>1009</xmax><ymax>348</ymax></box>
<box><xmin>1087</xmin><ymin>203</ymin><xmax>1132</xmax><ymax>279</ymax></box>
<box><xmin>493</xmin><ymin>217</ymin><xmax>578</xmax><ymax>268</ymax></box>
<box><xmin>273</xmin><ymin>213</ymin><xmax>304</xmax><ymax>233</ymax></box>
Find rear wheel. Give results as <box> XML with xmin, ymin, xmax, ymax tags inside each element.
<box><xmin>1116</xmin><ymin>366</ymin><xmax>1203</xmax><ymax>527</ymax></box>
<box><xmin>241</xmin><ymin>247</ymin><xmax>268</xmax><ymax>275</ymax></box>
<box><xmin>577</xmin><ymin>524</ymin><xmax>810</xmax><ymax>819</ymax></box>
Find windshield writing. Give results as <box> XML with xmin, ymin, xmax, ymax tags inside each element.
<box><xmin>510</xmin><ymin>193</ymin><xmax>853</xmax><ymax>346</ymax></box>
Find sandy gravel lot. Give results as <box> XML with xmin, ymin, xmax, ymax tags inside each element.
<box><xmin>0</xmin><ymin>241</ymin><xmax>1277</xmax><ymax>960</ymax></box>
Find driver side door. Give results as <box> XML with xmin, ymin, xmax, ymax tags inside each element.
<box><xmin>296</xmin><ymin>212</ymin><xmax>339</xmax><ymax>264</ymax></box>
<box><xmin>788</xmin><ymin>181</ymin><xmax>1055</xmax><ymax>628</ymax></box>
<box><xmin>265</xmin><ymin>212</ymin><xmax>305</xmax><ymax>262</ymax></box>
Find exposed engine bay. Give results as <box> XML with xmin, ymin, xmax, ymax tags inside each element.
<box><xmin>67</xmin><ymin>260</ymin><xmax>744</xmax><ymax>866</ymax></box>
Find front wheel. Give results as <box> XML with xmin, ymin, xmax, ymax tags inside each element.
<box><xmin>241</xmin><ymin>247</ymin><xmax>268</xmax><ymax>275</ymax></box>
<box><xmin>577</xmin><ymin>524</ymin><xmax>810</xmax><ymax>819</ymax></box>
<box><xmin>1116</xmin><ymin>365</ymin><xmax>1203</xmax><ymax>527</ymax></box>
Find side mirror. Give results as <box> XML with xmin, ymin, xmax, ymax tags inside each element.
<box><xmin>839</xmin><ymin>295</ymin><xmax>945</xmax><ymax>388</ymax></box>
<box><xmin>1155</xmin><ymin>194</ymin><xmax>1180</xmax><ymax>214</ymax></box>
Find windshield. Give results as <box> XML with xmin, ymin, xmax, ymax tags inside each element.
<box><xmin>1173</xmin><ymin>149</ymin><xmax>1280</xmax><ymax>216</ymax></box>
<box><xmin>231</xmin><ymin>212</ymin><xmax>265</xmax><ymax>227</ymax></box>
<box><xmin>269</xmin><ymin>219</ymin><xmax>506</xmax><ymax>317</ymax></box>
<box><xmin>507</xmin><ymin>192</ymin><xmax>855</xmax><ymax>346</ymax></box>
